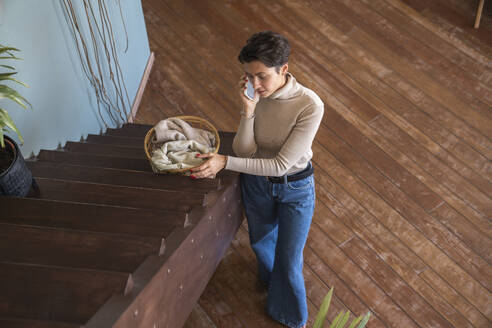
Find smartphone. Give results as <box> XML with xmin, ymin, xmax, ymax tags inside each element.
<box><xmin>244</xmin><ymin>79</ymin><xmax>255</xmax><ymax>100</ymax></box>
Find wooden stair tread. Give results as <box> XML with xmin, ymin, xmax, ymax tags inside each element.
<box><xmin>27</xmin><ymin>161</ymin><xmax>221</xmax><ymax>192</ymax></box>
<box><xmin>115</xmin><ymin>125</ymin><xmax>235</xmax><ymax>140</ymax></box>
<box><xmin>123</xmin><ymin>122</ymin><xmax>152</xmax><ymax>129</ymax></box>
<box><xmin>37</xmin><ymin>150</ymin><xmax>152</xmax><ymax>172</ymax></box>
<box><xmin>0</xmin><ymin>261</ymin><xmax>132</xmax><ymax>323</ymax></box>
<box><xmin>28</xmin><ymin>177</ymin><xmax>210</xmax><ymax>211</ymax></box>
<box><xmin>120</xmin><ymin>123</ymin><xmax>235</xmax><ymax>138</ymax></box>
<box><xmin>64</xmin><ymin>141</ymin><xmax>146</xmax><ymax>159</ymax></box>
<box><xmin>85</xmin><ymin>134</ymin><xmax>143</xmax><ymax>148</ymax></box>
<box><xmin>107</xmin><ymin>126</ymin><xmax>236</xmax><ymax>153</ymax></box>
<box><xmin>0</xmin><ymin>223</ymin><xmax>166</xmax><ymax>272</ymax></box>
<box><xmin>0</xmin><ymin>317</ymin><xmax>80</xmax><ymax>328</ymax></box>
<box><xmin>105</xmin><ymin>127</ymin><xmax>150</xmax><ymax>138</ymax></box>
<box><xmin>85</xmin><ymin>130</ymin><xmax>236</xmax><ymax>156</ymax></box>
<box><xmin>0</xmin><ymin>197</ymin><xmax>187</xmax><ymax>236</ymax></box>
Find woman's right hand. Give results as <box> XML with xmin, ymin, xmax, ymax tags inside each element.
<box><xmin>238</xmin><ymin>74</ymin><xmax>259</xmax><ymax>118</ymax></box>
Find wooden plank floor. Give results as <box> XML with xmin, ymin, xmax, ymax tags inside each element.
<box><xmin>135</xmin><ymin>0</ymin><xmax>492</xmax><ymax>327</ymax></box>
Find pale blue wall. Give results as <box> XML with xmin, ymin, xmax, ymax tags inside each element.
<box><xmin>0</xmin><ymin>0</ymin><xmax>150</xmax><ymax>157</ymax></box>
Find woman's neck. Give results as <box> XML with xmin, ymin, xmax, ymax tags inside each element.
<box><xmin>276</xmin><ymin>73</ymin><xmax>288</xmax><ymax>92</ymax></box>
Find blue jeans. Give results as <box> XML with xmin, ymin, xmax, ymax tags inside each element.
<box><xmin>240</xmin><ymin>171</ymin><xmax>315</xmax><ymax>328</ymax></box>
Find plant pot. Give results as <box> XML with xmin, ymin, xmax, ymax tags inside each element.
<box><xmin>0</xmin><ymin>135</ymin><xmax>35</xmax><ymax>197</ymax></box>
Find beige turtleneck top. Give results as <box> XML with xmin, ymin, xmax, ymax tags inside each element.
<box><xmin>225</xmin><ymin>73</ymin><xmax>324</xmax><ymax>177</ymax></box>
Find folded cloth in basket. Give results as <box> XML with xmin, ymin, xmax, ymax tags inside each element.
<box><xmin>151</xmin><ymin>140</ymin><xmax>213</xmax><ymax>171</ymax></box>
<box><xmin>154</xmin><ymin>118</ymin><xmax>216</xmax><ymax>148</ymax></box>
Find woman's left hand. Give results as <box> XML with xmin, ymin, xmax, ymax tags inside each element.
<box><xmin>190</xmin><ymin>153</ymin><xmax>227</xmax><ymax>179</ymax></box>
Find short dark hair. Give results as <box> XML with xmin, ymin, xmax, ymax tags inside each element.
<box><xmin>238</xmin><ymin>31</ymin><xmax>290</xmax><ymax>72</ymax></box>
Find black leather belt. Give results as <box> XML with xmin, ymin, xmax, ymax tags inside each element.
<box><xmin>267</xmin><ymin>163</ymin><xmax>314</xmax><ymax>184</ymax></box>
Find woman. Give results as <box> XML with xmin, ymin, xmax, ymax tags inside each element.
<box><xmin>191</xmin><ymin>31</ymin><xmax>324</xmax><ymax>328</ymax></box>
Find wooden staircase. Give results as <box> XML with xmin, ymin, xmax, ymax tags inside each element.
<box><xmin>0</xmin><ymin>123</ymin><xmax>242</xmax><ymax>328</ymax></box>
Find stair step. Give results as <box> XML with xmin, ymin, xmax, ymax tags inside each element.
<box><xmin>107</xmin><ymin>122</ymin><xmax>160</xmax><ymax>138</ymax></box>
<box><xmin>108</xmin><ymin>125</ymin><xmax>236</xmax><ymax>147</ymax></box>
<box><xmin>0</xmin><ymin>223</ymin><xmax>165</xmax><ymax>272</ymax></box>
<box><xmin>119</xmin><ymin>123</ymin><xmax>153</xmax><ymax>136</ymax></box>
<box><xmin>121</xmin><ymin>122</ymin><xmax>153</xmax><ymax>134</ymax></box>
<box><xmin>0</xmin><ymin>317</ymin><xmax>80</xmax><ymax>328</ymax></box>
<box><xmin>38</xmin><ymin>150</ymin><xmax>151</xmax><ymax>172</ymax></box>
<box><xmin>29</xmin><ymin>177</ymin><xmax>209</xmax><ymax>211</ymax></box>
<box><xmin>0</xmin><ymin>198</ymin><xmax>186</xmax><ymax>236</ymax></box>
<box><xmin>27</xmin><ymin>161</ymin><xmax>221</xmax><ymax>192</ymax></box>
<box><xmin>85</xmin><ymin>134</ymin><xmax>142</xmax><ymax>148</ymax></box>
<box><xmin>87</xmin><ymin>130</ymin><xmax>236</xmax><ymax>155</ymax></box>
<box><xmin>64</xmin><ymin>141</ymin><xmax>145</xmax><ymax>159</ymax></box>
<box><xmin>0</xmin><ymin>261</ymin><xmax>132</xmax><ymax>323</ymax></box>
<box><xmin>106</xmin><ymin>127</ymin><xmax>148</xmax><ymax>138</ymax></box>
<box><xmin>119</xmin><ymin>123</ymin><xmax>234</xmax><ymax>141</ymax></box>
<box><xmin>123</xmin><ymin>122</ymin><xmax>152</xmax><ymax>129</ymax></box>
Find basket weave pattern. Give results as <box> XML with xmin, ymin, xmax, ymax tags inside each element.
<box><xmin>144</xmin><ymin>116</ymin><xmax>220</xmax><ymax>174</ymax></box>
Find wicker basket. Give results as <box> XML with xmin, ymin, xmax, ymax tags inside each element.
<box><xmin>144</xmin><ymin>116</ymin><xmax>221</xmax><ymax>174</ymax></box>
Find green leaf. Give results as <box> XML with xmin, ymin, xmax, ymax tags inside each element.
<box><xmin>0</xmin><ymin>72</ymin><xmax>17</xmax><ymax>79</ymax></box>
<box><xmin>0</xmin><ymin>56</ymin><xmax>21</xmax><ymax>60</ymax></box>
<box><xmin>356</xmin><ymin>312</ymin><xmax>371</xmax><ymax>328</ymax></box>
<box><xmin>0</xmin><ymin>76</ymin><xmax>28</xmax><ymax>87</ymax></box>
<box><xmin>0</xmin><ymin>85</ymin><xmax>31</xmax><ymax>109</ymax></box>
<box><xmin>0</xmin><ymin>108</ymin><xmax>23</xmax><ymax>144</ymax></box>
<box><xmin>0</xmin><ymin>72</ymin><xmax>28</xmax><ymax>88</ymax></box>
<box><xmin>0</xmin><ymin>46</ymin><xmax>20</xmax><ymax>59</ymax></box>
<box><xmin>329</xmin><ymin>312</ymin><xmax>342</xmax><ymax>328</ymax></box>
<box><xmin>0</xmin><ymin>64</ymin><xmax>15</xmax><ymax>70</ymax></box>
<box><xmin>313</xmin><ymin>287</ymin><xmax>334</xmax><ymax>328</ymax></box>
<box><xmin>0</xmin><ymin>47</ymin><xmax>20</xmax><ymax>54</ymax></box>
<box><xmin>347</xmin><ymin>316</ymin><xmax>362</xmax><ymax>328</ymax></box>
<box><xmin>335</xmin><ymin>311</ymin><xmax>351</xmax><ymax>328</ymax></box>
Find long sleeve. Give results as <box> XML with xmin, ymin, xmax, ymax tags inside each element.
<box><xmin>226</xmin><ymin>103</ymin><xmax>324</xmax><ymax>176</ymax></box>
<box><xmin>232</xmin><ymin>115</ymin><xmax>257</xmax><ymax>158</ymax></box>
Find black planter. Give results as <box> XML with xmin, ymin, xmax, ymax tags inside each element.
<box><xmin>0</xmin><ymin>135</ymin><xmax>35</xmax><ymax>197</ymax></box>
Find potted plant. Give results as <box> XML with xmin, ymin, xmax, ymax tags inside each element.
<box><xmin>0</xmin><ymin>45</ymin><xmax>34</xmax><ymax>197</ymax></box>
